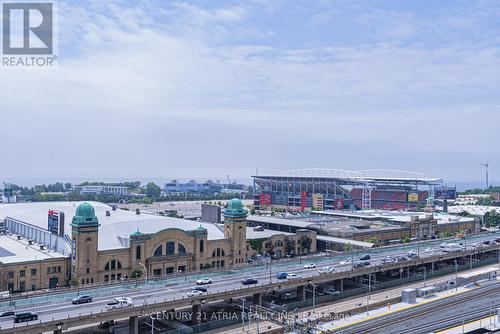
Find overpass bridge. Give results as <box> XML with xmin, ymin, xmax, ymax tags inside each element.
<box><xmin>1</xmin><ymin>243</ymin><xmax>499</xmax><ymax>334</ymax></box>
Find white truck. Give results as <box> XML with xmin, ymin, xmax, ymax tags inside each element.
<box><xmin>105</xmin><ymin>297</ymin><xmax>133</xmax><ymax>310</ymax></box>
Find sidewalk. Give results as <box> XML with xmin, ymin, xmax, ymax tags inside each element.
<box><xmin>208</xmin><ymin>264</ymin><xmax>500</xmax><ymax>334</ymax></box>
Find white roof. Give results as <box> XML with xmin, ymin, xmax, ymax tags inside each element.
<box><xmin>0</xmin><ymin>202</ymin><xmax>224</xmax><ymax>251</ymax></box>
<box><xmin>316</xmin><ymin>235</ymin><xmax>374</xmax><ymax>248</ymax></box>
<box><xmin>246</xmin><ymin>227</ymin><xmax>294</xmax><ymax>239</ymax></box>
<box><xmin>247</xmin><ymin>215</ymin><xmax>315</xmax><ymax>228</ymax></box>
<box><xmin>0</xmin><ymin>235</ymin><xmax>66</xmax><ymax>264</ymax></box>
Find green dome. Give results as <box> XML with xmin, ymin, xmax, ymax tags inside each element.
<box><xmin>71</xmin><ymin>202</ymin><xmax>99</xmax><ymax>227</ymax></box>
<box><xmin>196</xmin><ymin>225</ymin><xmax>207</xmax><ymax>231</ymax></box>
<box><xmin>75</xmin><ymin>202</ymin><xmax>95</xmax><ymax>218</ymax></box>
<box><xmin>224</xmin><ymin>198</ymin><xmax>247</xmax><ymax>218</ymax></box>
<box><xmin>130</xmin><ymin>230</ymin><xmax>144</xmax><ymax>237</ymax></box>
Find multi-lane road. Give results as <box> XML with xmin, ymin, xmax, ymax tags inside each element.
<box><xmin>1</xmin><ymin>231</ymin><xmax>499</xmax><ymax>332</ymax></box>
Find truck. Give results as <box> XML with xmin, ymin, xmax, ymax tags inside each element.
<box><xmin>106</xmin><ymin>297</ymin><xmax>133</xmax><ymax>310</ymax></box>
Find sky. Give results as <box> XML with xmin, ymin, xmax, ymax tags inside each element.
<box><xmin>1</xmin><ymin>0</ymin><xmax>499</xmax><ymax>187</ymax></box>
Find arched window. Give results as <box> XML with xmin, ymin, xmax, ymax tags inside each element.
<box><xmin>199</xmin><ymin>240</ymin><xmax>204</xmax><ymax>253</ymax></box>
<box><xmin>275</xmin><ymin>240</ymin><xmax>283</xmax><ymax>247</ymax></box>
<box><xmin>221</xmin><ymin>249</ymin><xmax>225</xmax><ymax>257</ymax></box>
<box><xmin>212</xmin><ymin>250</ymin><xmax>216</xmax><ymax>257</ymax></box>
<box><xmin>212</xmin><ymin>248</ymin><xmax>224</xmax><ymax>258</ymax></box>
<box><xmin>166</xmin><ymin>241</ymin><xmax>175</xmax><ymax>255</ymax></box>
<box><xmin>153</xmin><ymin>245</ymin><xmax>163</xmax><ymax>257</ymax></box>
<box><xmin>104</xmin><ymin>260</ymin><xmax>122</xmax><ymax>271</ymax></box>
<box><xmin>178</xmin><ymin>243</ymin><xmax>186</xmax><ymax>254</ymax></box>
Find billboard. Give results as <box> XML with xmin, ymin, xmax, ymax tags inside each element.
<box><xmin>312</xmin><ymin>193</ymin><xmax>324</xmax><ymax>210</ymax></box>
<box><xmin>300</xmin><ymin>192</ymin><xmax>307</xmax><ymax>212</ymax></box>
<box><xmin>334</xmin><ymin>198</ymin><xmax>345</xmax><ymax>210</ymax></box>
<box><xmin>48</xmin><ymin>210</ymin><xmax>65</xmax><ymax>236</ymax></box>
<box><xmin>407</xmin><ymin>193</ymin><xmax>419</xmax><ymax>202</ymax></box>
<box><xmin>435</xmin><ymin>187</ymin><xmax>457</xmax><ymax>200</ymax></box>
<box><xmin>259</xmin><ymin>193</ymin><xmax>272</xmax><ymax>206</ymax></box>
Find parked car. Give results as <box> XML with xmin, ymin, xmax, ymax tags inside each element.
<box><xmin>359</xmin><ymin>254</ymin><xmax>371</xmax><ymax>261</ymax></box>
<box><xmin>318</xmin><ymin>266</ymin><xmax>335</xmax><ymax>274</ymax></box>
<box><xmin>14</xmin><ymin>312</ymin><xmax>38</xmax><ymax>323</ymax></box>
<box><xmin>407</xmin><ymin>253</ymin><xmax>419</xmax><ymax>259</ymax></box>
<box><xmin>106</xmin><ymin>297</ymin><xmax>133</xmax><ymax>310</ymax></box>
<box><xmin>276</xmin><ymin>272</ymin><xmax>288</xmax><ymax>280</ymax></box>
<box><xmin>339</xmin><ymin>259</ymin><xmax>351</xmax><ymax>265</ymax></box>
<box><xmin>287</xmin><ymin>273</ymin><xmax>302</xmax><ymax>280</ymax></box>
<box><xmin>304</xmin><ymin>263</ymin><xmax>316</xmax><ymax>269</ymax></box>
<box><xmin>241</xmin><ymin>278</ymin><xmax>258</xmax><ymax>285</ymax></box>
<box><xmin>0</xmin><ymin>311</ymin><xmax>15</xmax><ymax>320</ymax></box>
<box><xmin>187</xmin><ymin>290</ymin><xmax>204</xmax><ymax>297</ymax></box>
<box><xmin>72</xmin><ymin>295</ymin><xmax>93</xmax><ymax>304</ymax></box>
<box><xmin>193</xmin><ymin>286</ymin><xmax>207</xmax><ymax>292</ymax></box>
<box><xmin>196</xmin><ymin>278</ymin><xmax>212</xmax><ymax>285</ymax></box>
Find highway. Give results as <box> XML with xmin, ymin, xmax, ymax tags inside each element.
<box><xmin>0</xmin><ymin>232</ymin><xmax>498</xmax><ymax>333</ymax></box>
<box><xmin>330</xmin><ymin>280</ymin><xmax>500</xmax><ymax>334</ymax></box>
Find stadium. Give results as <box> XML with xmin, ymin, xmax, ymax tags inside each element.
<box><xmin>252</xmin><ymin>169</ymin><xmax>455</xmax><ymax>211</ymax></box>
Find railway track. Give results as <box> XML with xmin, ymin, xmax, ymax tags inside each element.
<box><xmin>330</xmin><ymin>281</ymin><xmax>500</xmax><ymax>334</ymax></box>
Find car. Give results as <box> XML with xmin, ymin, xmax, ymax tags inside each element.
<box><xmin>287</xmin><ymin>273</ymin><xmax>302</xmax><ymax>280</ymax></box>
<box><xmin>193</xmin><ymin>286</ymin><xmax>207</xmax><ymax>292</ymax></box>
<box><xmin>318</xmin><ymin>266</ymin><xmax>335</xmax><ymax>274</ymax></box>
<box><xmin>359</xmin><ymin>254</ymin><xmax>371</xmax><ymax>261</ymax></box>
<box><xmin>323</xmin><ymin>288</ymin><xmax>340</xmax><ymax>295</ymax></box>
<box><xmin>381</xmin><ymin>256</ymin><xmax>396</xmax><ymax>264</ymax></box>
<box><xmin>72</xmin><ymin>295</ymin><xmax>93</xmax><ymax>304</ymax></box>
<box><xmin>14</xmin><ymin>312</ymin><xmax>38</xmax><ymax>323</ymax></box>
<box><xmin>196</xmin><ymin>278</ymin><xmax>212</xmax><ymax>285</ymax></box>
<box><xmin>276</xmin><ymin>272</ymin><xmax>288</xmax><ymax>280</ymax></box>
<box><xmin>407</xmin><ymin>253</ymin><xmax>419</xmax><ymax>259</ymax></box>
<box><xmin>339</xmin><ymin>259</ymin><xmax>351</xmax><ymax>265</ymax></box>
<box><xmin>398</xmin><ymin>256</ymin><xmax>408</xmax><ymax>262</ymax></box>
<box><xmin>0</xmin><ymin>311</ymin><xmax>15</xmax><ymax>320</ymax></box>
<box><xmin>353</xmin><ymin>262</ymin><xmax>365</xmax><ymax>269</ymax></box>
<box><xmin>106</xmin><ymin>297</ymin><xmax>133</xmax><ymax>310</ymax></box>
<box><xmin>304</xmin><ymin>263</ymin><xmax>316</xmax><ymax>269</ymax></box>
<box><xmin>241</xmin><ymin>278</ymin><xmax>258</xmax><ymax>285</ymax></box>
<box><xmin>495</xmin><ymin>237</ymin><xmax>500</xmax><ymax>243</ymax></box>
<box><xmin>187</xmin><ymin>290</ymin><xmax>204</xmax><ymax>297</ymax></box>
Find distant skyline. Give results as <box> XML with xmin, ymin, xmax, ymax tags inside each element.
<box><xmin>1</xmin><ymin>1</ymin><xmax>499</xmax><ymax>183</ymax></box>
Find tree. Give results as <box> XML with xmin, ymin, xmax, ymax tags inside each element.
<box><xmin>401</xmin><ymin>236</ymin><xmax>411</xmax><ymax>243</ymax></box>
<box><xmin>145</xmin><ymin>182</ymin><xmax>161</xmax><ymax>199</ymax></box>
<box><xmin>366</xmin><ymin>237</ymin><xmax>378</xmax><ymax>244</ymax></box>
<box><xmin>484</xmin><ymin>210</ymin><xmax>500</xmax><ymax>227</ymax></box>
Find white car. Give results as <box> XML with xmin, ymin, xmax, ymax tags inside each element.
<box><xmin>187</xmin><ymin>290</ymin><xmax>204</xmax><ymax>297</ymax></box>
<box><xmin>339</xmin><ymin>260</ymin><xmax>351</xmax><ymax>265</ymax></box>
<box><xmin>318</xmin><ymin>266</ymin><xmax>335</xmax><ymax>274</ymax></box>
<box><xmin>106</xmin><ymin>297</ymin><xmax>133</xmax><ymax>310</ymax></box>
<box><xmin>287</xmin><ymin>273</ymin><xmax>301</xmax><ymax>280</ymax></box>
<box><xmin>196</xmin><ymin>278</ymin><xmax>212</xmax><ymax>285</ymax></box>
<box><xmin>324</xmin><ymin>288</ymin><xmax>340</xmax><ymax>296</ymax></box>
<box><xmin>304</xmin><ymin>263</ymin><xmax>316</xmax><ymax>269</ymax></box>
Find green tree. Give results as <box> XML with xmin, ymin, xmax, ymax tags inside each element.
<box><xmin>401</xmin><ymin>236</ymin><xmax>411</xmax><ymax>243</ymax></box>
<box><xmin>366</xmin><ymin>237</ymin><xmax>378</xmax><ymax>244</ymax></box>
<box><xmin>484</xmin><ymin>210</ymin><xmax>500</xmax><ymax>227</ymax></box>
<box><xmin>145</xmin><ymin>182</ymin><xmax>161</xmax><ymax>199</ymax></box>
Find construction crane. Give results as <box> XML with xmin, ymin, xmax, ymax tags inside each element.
<box><xmin>480</xmin><ymin>162</ymin><xmax>489</xmax><ymax>190</ymax></box>
<box><xmin>226</xmin><ymin>174</ymin><xmax>231</xmax><ymax>184</ymax></box>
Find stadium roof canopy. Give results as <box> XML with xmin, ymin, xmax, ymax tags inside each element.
<box><xmin>253</xmin><ymin>168</ymin><xmax>443</xmax><ymax>186</ymax></box>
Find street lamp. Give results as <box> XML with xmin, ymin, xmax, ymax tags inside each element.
<box><xmin>139</xmin><ymin>262</ymin><xmax>148</xmax><ymax>284</ymax></box>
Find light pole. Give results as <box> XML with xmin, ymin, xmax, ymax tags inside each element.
<box><xmin>423</xmin><ymin>267</ymin><xmax>427</xmax><ymax>287</ymax></box>
<box><xmin>454</xmin><ymin>259</ymin><xmax>458</xmax><ymax>291</ymax></box>
<box><xmin>139</xmin><ymin>262</ymin><xmax>148</xmax><ymax>284</ymax></box>
<box><xmin>366</xmin><ymin>273</ymin><xmax>372</xmax><ymax>315</ymax></box>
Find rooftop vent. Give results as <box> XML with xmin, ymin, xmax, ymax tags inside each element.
<box><xmin>28</xmin><ymin>240</ymin><xmax>34</xmax><ymax>245</ymax></box>
<box><xmin>112</xmin><ymin>205</ymin><xmax>117</xmax><ymax>211</ymax></box>
<box><xmin>106</xmin><ymin>210</ymin><xmax>111</xmax><ymax>217</ymax></box>
<box><xmin>16</xmin><ymin>235</ymin><xmax>22</xmax><ymax>240</ymax></box>
<box><xmin>39</xmin><ymin>244</ymin><xmax>45</xmax><ymax>250</ymax></box>
<box><xmin>136</xmin><ymin>208</ymin><xmax>140</xmax><ymax>215</ymax></box>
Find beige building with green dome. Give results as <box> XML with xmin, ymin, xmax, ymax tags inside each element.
<box><xmin>0</xmin><ymin>199</ymin><xmax>313</xmax><ymax>291</ymax></box>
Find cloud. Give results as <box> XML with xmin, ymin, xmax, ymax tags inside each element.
<box><xmin>1</xmin><ymin>0</ymin><xmax>499</xmax><ymax>183</ymax></box>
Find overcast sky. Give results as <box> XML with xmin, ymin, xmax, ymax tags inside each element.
<box><xmin>1</xmin><ymin>0</ymin><xmax>499</xmax><ymax>186</ymax></box>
